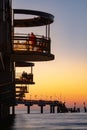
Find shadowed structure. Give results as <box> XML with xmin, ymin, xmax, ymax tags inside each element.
<box><xmin>0</xmin><ymin>0</ymin><xmax>54</xmax><ymax>121</ymax></box>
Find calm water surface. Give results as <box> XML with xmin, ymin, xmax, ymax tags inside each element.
<box><xmin>11</xmin><ymin>113</ymin><xmax>87</xmax><ymax>130</ymax></box>
<box><xmin>9</xmin><ymin>106</ymin><xmax>87</xmax><ymax>130</ymax></box>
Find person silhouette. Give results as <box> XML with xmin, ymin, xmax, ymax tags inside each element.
<box><xmin>29</xmin><ymin>32</ymin><xmax>36</xmax><ymax>51</ymax></box>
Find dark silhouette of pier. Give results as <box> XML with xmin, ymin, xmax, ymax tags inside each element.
<box><xmin>0</xmin><ymin>0</ymin><xmax>54</xmax><ymax>121</ymax></box>
<box><xmin>16</xmin><ymin>100</ymin><xmax>87</xmax><ymax>114</ymax></box>
<box><xmin>0</xmin><ymin>1</ymin><xmax>87</xmax><ymax>125</ymax></box>
<box><xmin>83</xmin><ymin>102</ymin><xmax>87</xmax><ymax>112</ymax></box>
<box><xmin>17</xmin><ymin>99</ymin><xmax>68</xmax><ymax>114</ymax></box>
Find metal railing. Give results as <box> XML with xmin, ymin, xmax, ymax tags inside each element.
<box><xmin>13</xmin><ymin>33</ymin><xmax>51</xmax><ymax>54</ymax></box>
<box><xmin>15</xmin><ymin>72</ymin><xmax>33</xmax><ymax>83</ymax></box>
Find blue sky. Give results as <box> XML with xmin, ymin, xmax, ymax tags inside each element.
<box><xmin>13</xmin><ymin>0</ymin><xmax>87</xmax><ymax>106</ymax></box>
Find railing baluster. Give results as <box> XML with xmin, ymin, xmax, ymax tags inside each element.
<box><xmin>13</xmin><ymin>34</ymin><xmax>50</xmax><ymax>54</ymax></box>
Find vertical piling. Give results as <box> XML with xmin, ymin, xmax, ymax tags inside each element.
<box><xmin>50</xmin><ymin>105</ymin><xmax>53</xmax><ymax>113</ymax></box>
<box><xmin>12</xmin><ymin>106</ymin><xmax>15</xmax><ymax>115</ymax></box>
<box><xmin>84</xmin><ymin>107</ymin><xmax>87</xmax><ymax>112</ymax></box>
<box><xmin>50</xmin><ymin>105</ymin><xmax>55</xmax><ymax>113</ymax></box>
<box><xmin>27</xmin><ymin>105</ymin><xmax>30</xmax><ymax>114</ymax></box>
<box><xmin>53</xmin><ymin>105</ymin><xmax>55</xmax><ymax>113</ymax></box>
<box><xmin>40</xmin><ymin>106</ymin><xmax>44</xmax><ymax>114</ymax></box>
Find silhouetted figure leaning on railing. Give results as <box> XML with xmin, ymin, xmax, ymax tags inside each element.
<box><xmin>21</xmin><ymin>71</ymin><xmax>33</xmax><ymax>82</ymax></box>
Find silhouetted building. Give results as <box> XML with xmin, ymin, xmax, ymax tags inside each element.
<box><xmin>0</xmin><ymin>0</ymin><xmax>54</xmax><ymax>121</ymax></box>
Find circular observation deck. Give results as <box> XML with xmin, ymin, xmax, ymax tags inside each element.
<box><xmin>12</xmin><ymin>9</ymin><xmax>55</xmax><ymax>62</ymax></box>
<box><xmin>13</xmin><ymin>9</ymin><xmax>54</xmax><ymax>27</ymax></box>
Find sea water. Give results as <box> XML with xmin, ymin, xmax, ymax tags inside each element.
<box><xmin>9</xmin><ymin>105</ymin><xmax>87</xmax><ymax>130</ymax></box>
<box><xmin>11</xmin><ymin>113</ymin><xmax>87</xmax><ymax>130</ymax></box>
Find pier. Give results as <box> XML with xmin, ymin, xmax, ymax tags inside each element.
<box><xmin>17</xmin><ymin>99</ymin><xmax>68</xmax><ymax>114</ymax></box>
<box><xmin>16</xmin><ymin>100</ymin><xmax>87</xmax><ymax>114</ymax></box>
<box><xmin>0</xmin><ymin>0</ymin><xmax>87</xmax><ymax>124</ymax></box>
<box><xmin>0</xmin><ymin>0</ymin><xmax>54</xmax><ymax>121</ymax></box>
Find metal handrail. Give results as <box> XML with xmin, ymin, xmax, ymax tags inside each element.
<box><xmin>13</xmin><ymin>33</ymin><xmax>51</xmax><ymax>54</ymax></box>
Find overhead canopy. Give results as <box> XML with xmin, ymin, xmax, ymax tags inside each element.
<box><xmin>13</xmin><ymin>9</ymin><xmax>54</xmax><ymax>27</ymax></box>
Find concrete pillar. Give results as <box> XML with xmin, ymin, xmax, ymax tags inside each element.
<box><xmin>40</xmin><ymin>106</ymin><xmax>44</xmax><ymax>114</ymax></box>
<box><xmin>27</xmin><ymin>106</ymin><xmax>30</xmax><ymax>114</ymax></box>
<box><xmin>84</xmin><ymin>107</ymin><xmax>87</xmax><ymax>112</ymax></box>
<box><xmin>12</xmin><ymin>106</ymin><xmax>15</xmax><ymax>115</ymax></box>
<box><xmin>53</xmin><ymin>106</ymin><xmax>55</xmax><ymax>113</ymax></box>
<box><xmin>50</xmin><ymin>105</ymin><xmax>53</xmax><ymax>113</ymax></box>
<box><xmin>50</xmin><ymin>105</ymin><xmax>55</xmax><ymax>113</ymax></box>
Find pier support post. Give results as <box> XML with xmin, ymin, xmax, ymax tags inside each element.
<box><xmin>40</xmin><ymin>106</ymin><xmax>44</xmax><ymax>114</ymax></box>
<box><xmin>12</xmin><ymin>106</ymin><xmax>15</xmax><ymax>115</ymax></box>
<box><xmin>27</xmin><ymin>106</ymin><xmax>30</xmax><ymax>114</ymax></box>
<box><xmin>25</xmin><ymin>103</ymin><xmax>33</xmax><ymax>114</ymax></box>
<box><xmin>84</xmin><ymin>107</ymin><xmax>87</xmax><ymax>112</ymax></box>
<box><xmin>53</xmin><ymin>106</ymin><xmax>55</xmax><ymax>113</ymax></box>
<box><xmin>50</xmin><ymin>105</ymin><xmax>55</xmax><ymax>113</ymax></box>
<box><xmin>50</xmin><ymin>105</ymin><xmax>53</xmax><ymax>113</ymax></box>
<box><xmin>38</xmin><ymin>101</ymin><xmax>45</xmax><ymax>114</ymax></box>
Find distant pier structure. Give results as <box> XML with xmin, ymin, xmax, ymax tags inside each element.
<box><xmin>17</xmin><ymin>100</ymin><xmax>68</xmax><ymax>114</ymax></box>
<box><xmin>0</xmin><ymin>0</ymin><xmax>54</xmax><ymax>120</ymax></box>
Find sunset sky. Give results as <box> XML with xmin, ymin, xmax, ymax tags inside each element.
<box><xmin>13</xmin><ymin>0</ymin><xmax>87</xmax><ymax>107</ymax></box>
